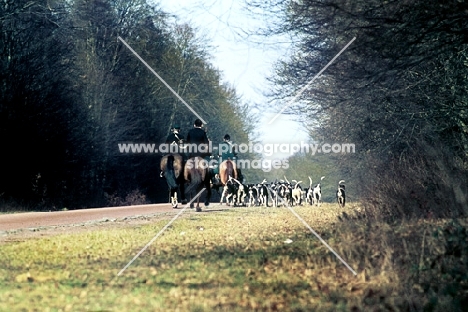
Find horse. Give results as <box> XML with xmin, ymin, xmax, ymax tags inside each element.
<box><xmin>210</xmin><ymin>155</ymin><xmax>244</xmax><ymax>195</ymax></box>
<box><xmin>160</xmin><ymin>153</ymin><xmax>185</xmax><ymax>208</ymax></box>
<box><xmin>218</xmin><ymin>159</ymin><xmax>239</xmax><ymax>205</ymax></box>
<box><xmin>184</xmin><ymin>156</ymin><xmax>212</xmax><ymax>211</ymax></box>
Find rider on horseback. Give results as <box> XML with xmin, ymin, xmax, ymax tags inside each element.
<box><xmin>185</xmin><ymin>119</ymin><xmax>211</xmax><ymax>159</ymax></box>
<box><xmin>213</xmin><ymin>134</ymin><xmax>244</xmax><ymax>184</ymax></box>
<box><xmin>161</xmin><ymin>125</ymin><xmax>185</xmax><ymax>178</ymax></box>
<box><xmin>211</xmin><ymin>134</ymin><xmax>233</xmax><ymax>178</ymax></box>
<box><xmin>184</xmin><ymin>119</ymin><xmax>212</xmax><ymax>209</ymax></box>
<box><xmin>165</xmin><ymin>124</ymin><xmax>184</xmax><ymax>146</ymax></box>
<box><xmin>160</xmin><ymin>124</ymin><xmax>187</xmax><ymax>207</ymax></box>
<box><xmin>219</xmin><ymin>134</ymin><xmax>237</xmax><ymax>162</ymax></box>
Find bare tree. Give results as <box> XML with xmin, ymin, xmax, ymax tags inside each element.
<box><xmin>250</xmin><ymin>0</ymin><xmax>468</xmax><ymax>218</ymax></box>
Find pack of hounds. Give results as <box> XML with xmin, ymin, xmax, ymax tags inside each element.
<box><xmin>217</xmin><ymin>176</ymin><xmax>346</xmax><ymax>208</ymax></box>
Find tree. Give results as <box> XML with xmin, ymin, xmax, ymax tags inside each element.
<box><xmin>250</xmin><ymin>0</ymin><xmax>468</xmax><ymax>218</ymax></box>
<box><xmin>0</xmin><ymin>0</ymin><xmax>86</xmax><ymax>207</ymax></box>
<box><xmin>1</xmin><ymin>0</ymin><xmax>258</xmax><ymax>209</ymax></box>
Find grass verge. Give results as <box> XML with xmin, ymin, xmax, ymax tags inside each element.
<box><xmin>0</xmin><ymin>203</ymin><xmax>467</xmax><ymax>311</ymax></box>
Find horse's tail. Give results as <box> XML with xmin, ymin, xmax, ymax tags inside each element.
<box><xmin>164</xmin><ymin>155</ymin><xmax>178</xmax><ymax>190</ymax></box>
<box><xmin>185</xmin><ymin>167</ymin><xmax>202</xmax><ymax>195</ymax></box>
<box><xmin>232</xmin><ymin>161</ymin><xmax>238</xmax><ymax>179</ymax></box>
<box><xmin>226</xmin><ymin>160</ymin><xmax>234</xmax><ymax>180</ymax></box>
<box><xmin>220</xmin><ymin>160</ymin><xmax>237</xmax><ymax>185</ymax></box>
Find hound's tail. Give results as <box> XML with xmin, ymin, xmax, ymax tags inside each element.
<box><xmin>338</xmin><ymin>180</ymin><xmax>345</xmax><ymax>188</ymax></box>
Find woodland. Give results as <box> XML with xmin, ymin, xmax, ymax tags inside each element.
<box><xmin>253</xmin><ymin>0</ymin><xmax>468</xmax><ymax>218</ymax></box>
<box><xmin>1</xmin><ymin>0</ymin><xmax>257</xmax><ymax>209</ymax></box>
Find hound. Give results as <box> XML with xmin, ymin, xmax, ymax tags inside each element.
<box><xmin>220</xmin><ymin>180</ymin><xmax>235</xmax><ymax>206</ymax></box>
<box><xmin>275</xmin><ymin>176</ymin><xmax>292</xmax><ymax>206</ymax></box>
<box><xmin>291</xmin><ymin>180</ymin><xmax>303</xmax><ymax>206</ymax></box>
<box><xmin>257</xmin><ymin>179</ymin><xmax>269</xmax><ymax>207</ymax></box>
<box><xmin>269</xmin><ymin>179</ymin><xmax>279</xmax><ymax>207</ymax></box>
<box><xmin>303</xmin><ymin>187</ymin><xmax>310</xmax><ymax>204</ymax></box>
<box><xmin>247</xmin><ymin>184</ymin><xmax>258</xmax><ymax>207</ymax></box>
<box><xmin>336</xmin><ymin>180</ymin><xmax>346</xmax><ymax>208</ymax></box>
<box><xmin>220</xmin><ymin>175</ymin><xmax>245</xmax><ymax>206</ymax></box>
<box><xmin>312</xmin><ymin>176</ymin><xmax>325</xmax><ymax>206</ymax></box>
<box><xmin>218</xmin><ymin>160</ymin><xmax>238</xmax><ymax>205</ymax></box>
<box><xmin>306</xmin><ymin>177</ymin><xmax>314</xmax><ymax>205</ymax></box>
<box><xmin>236</xmin><ymin>183</ymin><xmax>247</xmax><ymax>206</ymax></box>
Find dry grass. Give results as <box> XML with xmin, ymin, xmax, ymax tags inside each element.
<box><xmin>0</xmin><ymin>203</ymin><xmax>467</xmax><ymax>311</ymax></box>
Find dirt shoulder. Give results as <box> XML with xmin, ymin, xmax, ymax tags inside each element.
<box><xmin>0</xmin><ymin>203</ymin><xmax>228</xmax><ymax>243</ymax></box>
<box><xmin>0</xmin><ymin>204</ymin><xmax>175</xmax><ymax>243</ymax></box>
<box><xmin>0</xmin><ymin>203</ymin><xmax>176</xmax><ymax>231</ymax></box>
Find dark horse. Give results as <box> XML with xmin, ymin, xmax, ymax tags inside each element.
<box><xmin>218</xmin><ymin>159</ymin><xmax>238</xmax><ymax>205</ymax></box>
<box><xmin>160</xmin><ymin>154</ymin><xmax>186</xmax><ymax>208</ymax></box>
<box><xmin>184</xmin><ymin>157</ymin><xmax>212</xmax><ymax>211</ymax></box>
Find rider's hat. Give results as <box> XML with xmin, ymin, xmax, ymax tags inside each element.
<box><xmin>172</xmin><ymin>124</ymin><xmax>180</xmax><ymax>130</ymax></box>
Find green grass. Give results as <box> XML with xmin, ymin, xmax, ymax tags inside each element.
<box><xmin>1</xmin><ymin>204</ymin><xmax>467</xmax><ymax>311</ymax></box>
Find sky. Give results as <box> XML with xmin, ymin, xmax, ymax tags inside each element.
<box><xmin>155</xmin><ymin>0</ymin><xmax>310</xmax><ymax>158</ymax></box>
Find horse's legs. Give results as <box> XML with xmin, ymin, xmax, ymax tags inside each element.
<box><xmin>195</xmin><ymin>195</ymin><xmax>200</xmax><ymax>211</ymax></box>
<box><xmin>168</xmin><ymin>187</ymin><xmax>178</xmax><ymax>208</ymax></box>
<box><xmin>190</xmin><ymin>196</ymin><xmax>194</xmax><ymax>209</ymax></box>
<box><xmin>219</xmin><ymin>185</ymin><xmax>226</xmax><ymax>205</ymax></box>
<box><xmin>171</xmin><ymin>191</ymin><xmax>178</xmax><ymax>208</ymax></box>
<box><xmin>193</xmin><ymin>177</ymin><xmax>211</xmax><ymax>211</ymax></box>
<box><xmin>204</xmin><ymin>178</ymin><xmax>211</xmax><ymax>206</ymax></box>
<box><xmin>187</xmin><ymin>185</ymin><xmax>194</xmax><ymax>209</ymax></box>
<box><xmin>178</xmin><ymin>174</ymin><xmax>187</xmax><ymax>204</ymax></box>
<box><xmin>196</xmin><ymin>186</ymin><xmax>202</xmax><ymax>212</ymax></box>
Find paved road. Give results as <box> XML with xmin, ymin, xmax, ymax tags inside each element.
<box><xmin>0</xmin><ymin>203</ymin><xmax>175</xmax><ymax>231</ymax></box>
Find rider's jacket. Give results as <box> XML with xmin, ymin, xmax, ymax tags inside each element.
<box><xmin>186</xmin><ymin>127</ymin><xmax>210</xmax><ymax>158</ymax></box>
<box><xmin>165</xmin><ymin>132</ymin><xmax>184</xmax><ymax>145</ymax></box>
<box><xmin>218</xmin><ymin>141</ymin><xmax>237</xmax><ymax>163</ymax></box>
